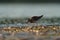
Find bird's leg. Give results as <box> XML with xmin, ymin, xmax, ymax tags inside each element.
<box><xmin>31</xmin><ymin>23</ymin><xmax>36</xmax><ymax>26</ymax></box>
<box><xmin>34</xmin><ymin>22</ymin><xmax>39</xmax><ymax>26</ymax></box>
<box><xmin>28</xmin><ymin>22</ymin><xmax>32</xmax><ymax>26</ymax></box>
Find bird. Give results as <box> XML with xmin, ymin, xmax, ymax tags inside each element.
<box><xmin>27</xmin><ymin>15</ymin><xmax>43</xmax><ymax>23</ymax></box>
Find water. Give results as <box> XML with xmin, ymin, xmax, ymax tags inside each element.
<box><xmin>0</xmin><ymin>17</ymin><xmax>60</xmax><ymax>40</ymax></box>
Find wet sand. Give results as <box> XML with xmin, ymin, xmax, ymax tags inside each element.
<box><xmin>0</xmin><ymin>25</ymin><xmax>60</xmax><ymax>40</ymax></box>
<box><xmin>0</xmin><ymin>31</ymin><xmax>60</xmax><ymax>40</ymax></box>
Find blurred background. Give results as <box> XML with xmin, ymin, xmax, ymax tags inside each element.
<box><xmin>0</xmin><ymin>0</ymin><xmax>60</xmax><ymax>25</ymax></box>
<box><xmin>0</xmin><ymin>0</ymin><xmax>60</xmax><ymax>18</ymax></box>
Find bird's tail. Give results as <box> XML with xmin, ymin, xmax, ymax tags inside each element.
<box><xmin>37</xmin><ymin>15</ymin><xmax>43</xmax><ymax>20</ymax></box>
